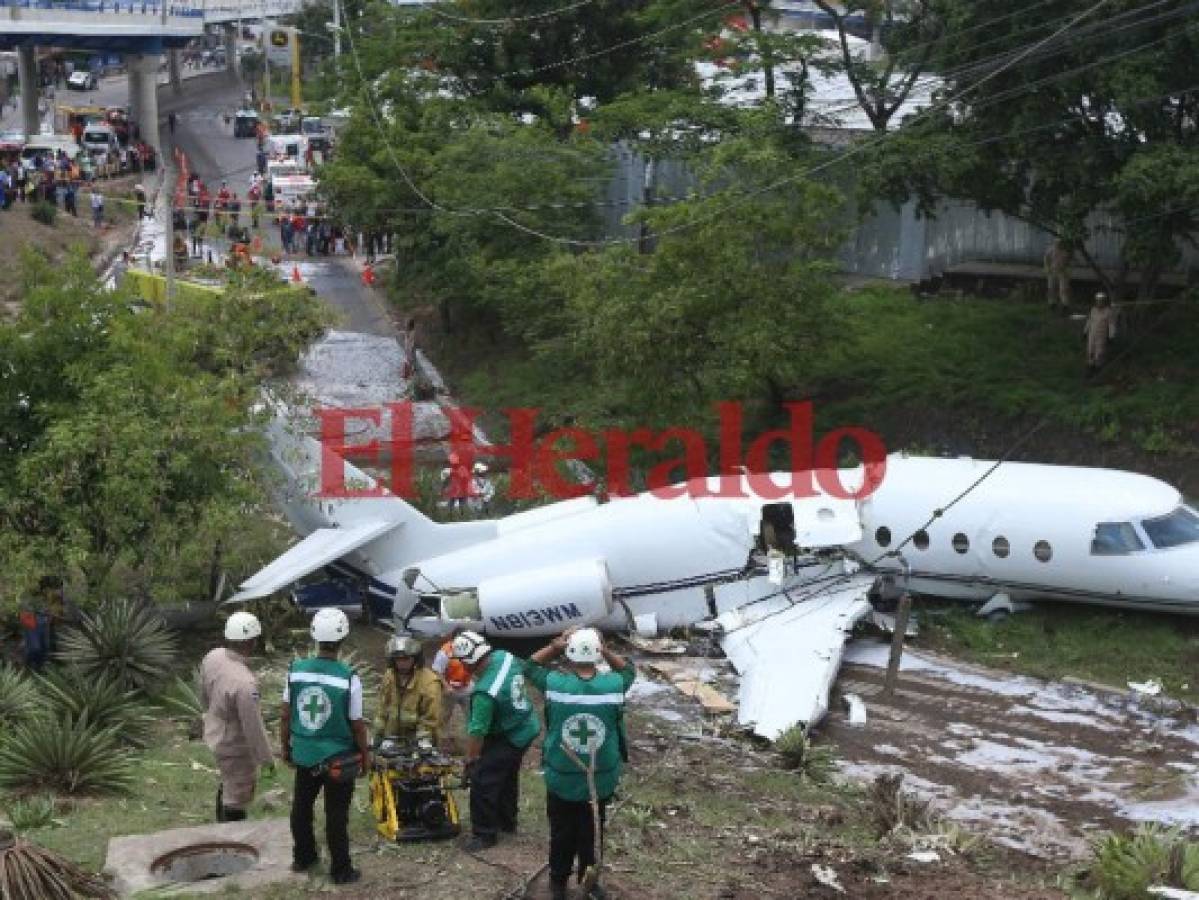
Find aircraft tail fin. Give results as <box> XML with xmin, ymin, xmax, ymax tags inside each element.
<box><xmin>261</xmin><ymin>402</ymin><xmax>438</xmax><ymax>541</ymax></box>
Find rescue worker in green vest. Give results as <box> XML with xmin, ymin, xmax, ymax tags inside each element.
<box><xmin>452</xmin><ymin>630</ymin><xmax>541</xmax><ymax>851</ymax></box>
<box><xmin>280</xmin><ymin>608</ymin><xmax>370</xmax><ymax>885</ymax></box>
<box><xmin>526</xmin><ymin>627</ymin><xmax>634</xmax><ymax>900</ymax></box>
<box><xmin>374</xmin><ymin>634</ymin><xmax>443</xmax><ymax>746</ymax></box>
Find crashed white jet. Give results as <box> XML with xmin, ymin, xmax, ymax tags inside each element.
<box><xmin>232</xmin><ymin>413</ymin><xmax>1199</xmax><ymax>738</ymax></box>
<box><xmin>231</xmin><ymin>413</ymin><xmax>878</xmax><ymax>738</ymax></box>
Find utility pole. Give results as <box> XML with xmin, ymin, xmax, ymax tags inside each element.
<box><xmin>164</xmin><ymin>186</ymin><xmax>176</xmax><ymax>313</ymax></box>
<box><xmin>332</xmin><ymin>0</ymin><xmax>341</xmax><ymax>61</ymax></box>
<box><xmin>290</xmin><ymin>28</ymin><xmax>301</xmax><ymax>110</ymax></box>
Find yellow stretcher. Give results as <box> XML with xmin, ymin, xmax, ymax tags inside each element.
<box><xmin>369</xmin><ymin>741</ymin><xmax>462</xmax><ymax>843</ymax></box>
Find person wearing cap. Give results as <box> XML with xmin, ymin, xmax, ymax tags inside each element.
<box><xmin>1084</xmin><ymin>291</ymin><xmax>1117</xmax><ymax>372</ymax></box>
<box><xmin>431</xmin><ymin>627</ymin><xmax>472</xmax><ymax>752</ymax></box>
<box><xmin>199</xmin><ymin>611</ymin><xmax>275</xmax><ymax>823</ymax></box>
<box><xmin>451</xmin><ymin>630</ymin><xmax>541</xmax><ymax>851</ymax></box>
<box><xmin>526</xmin><ymin>627</ymin><xmax>634</xmax><ymax>900</ymax></box>
<box><xmin>281</xmin><ymin>608</ymin><xmax>370</xmax><ymax>885</ymax></box>
<box><xmin>374</xmin><ymin>635</ymin><xmax>442</xmax><ymax>745</ymax></box>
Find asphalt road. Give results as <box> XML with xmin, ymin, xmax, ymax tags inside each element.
<box><xmin>162</xmin><ymin>76</ymin><xmax>400</xmax><ymax>338</ymax></box>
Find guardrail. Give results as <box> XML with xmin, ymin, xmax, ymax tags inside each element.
<box><xmin>203</xmin><ymin>0</ymin><xmax>304</xmax><ymax>19</ymax></box>
<box><xmin>0</xmin><ymin>0</ymin><xmax>203</xmax><ymax>15</ymax></box>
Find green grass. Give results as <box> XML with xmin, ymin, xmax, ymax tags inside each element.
<box><xmin>11</xmin><ymin>723</ymin><xmax>232</xmax><ymax>871</ymax></box>
<box><xmin>811</xmin><ymin>287</ymin><xmax>1199</xmax><ymax>451</ymax></box>
<box><xmin>416</xmin><ymin>283</ymin><xmax>1199</xmax><ymax>458</ymax></box>
<box><xmin>919</xmin><ymin>600</ymin><xmax>1199</xmax><ymax>702</ymax></box>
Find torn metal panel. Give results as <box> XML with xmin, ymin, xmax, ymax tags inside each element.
<box><xmin>228</xmin><ymin>521</ymin><xmax>399</xmax><ymax>603</ymax></box>
<box><xmin>718</xmin><ymin>574</ymin><xmax>875</xmax><ymax>739</ymax></box>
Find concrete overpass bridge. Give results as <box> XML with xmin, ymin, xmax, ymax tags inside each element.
<box><xmin>0</xmin><ymin>0</ymin><xmax>306</xmax><ymax>149</ymax></box>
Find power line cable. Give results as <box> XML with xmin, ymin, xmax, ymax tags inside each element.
<box><xmin>489</xmin><ymin>0</ymin><xmax>1120</xmax><ymax>245</ymax></box>
<box><xmin>428</xmin><ymin>0</ymin><xmax>594</xmax><ymax>25</ymax></box>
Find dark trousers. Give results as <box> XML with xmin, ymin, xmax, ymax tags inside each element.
<box><xmin>290</xmin><ymin>765</ymin><xmax>355</xmax><ymax>877</ymax></box>
<box><xmin>547</xmin><ymin>791</ymin><xmax>608</xmax><ymax>885</ymax></box>
<box><xmin>470</xmin><ymin>736</ymin><xmax>526</xmax><ymax>838</ymax></box>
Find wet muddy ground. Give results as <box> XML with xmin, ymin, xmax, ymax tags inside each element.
<box><xmin>823</xmin><ymin>639</ymin><xmax>1199</xmax><ymax>859</ymax></box>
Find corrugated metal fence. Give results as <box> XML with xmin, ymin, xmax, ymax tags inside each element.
<box><xmin>605</xmin><ymin>144</ymin><xmax>1199</xmax><ymax>282</ymax></box>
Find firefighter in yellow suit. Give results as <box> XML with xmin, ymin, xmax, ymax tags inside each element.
<box><xmin>374</xmin><ymin>635</ymin><xmax>442</xmax><ymax>745</ymax></box>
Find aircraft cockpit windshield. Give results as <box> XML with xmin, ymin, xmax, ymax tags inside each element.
<box><xmin>1140</xmin><ymin>505</ymin><xmax>1199</xmax><ymax>549</ymax></box>
<box><xmin>1091</xmin><ymin>522</ymin><xmax>1145</xmax><ymax>556</ymax></box>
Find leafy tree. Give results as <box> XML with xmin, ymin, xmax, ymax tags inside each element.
<box><xmin>813</xmin><ymin>0</ymin><xmax>946</xmax><ymax>132</ymax></box>
<box><xmin>536</xmin><ymin>137</ymin><xmax>846</xmax><ymax>424</ymax></box>
<box><xmin>0</xmin><ymin>252</ymin><xmax>328</xmax><ymax>610</ymax></box>
<box><xmin>861</xmin><ymin>0</ymin><xmax>1199</xmax><ymax>290</ymax></box>
<box><xmin>317</xmin><ymin>84</ymin><xmax>606</xmax><ymax>333</ymax></box>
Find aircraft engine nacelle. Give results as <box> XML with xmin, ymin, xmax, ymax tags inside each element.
<box><xmin>441</xmin><ymin>559</ymin><xmax>614</xmax><ymax>637</ymax></box>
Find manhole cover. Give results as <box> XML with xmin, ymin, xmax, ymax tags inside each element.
<box><xmin>150</xmin><ymin>842</ymin><xmax>259</xmax><ymax>883</ymax></box>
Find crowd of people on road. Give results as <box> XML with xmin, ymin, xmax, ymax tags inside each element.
<box><xmin>201</xmin><ymin>611</ymin><xmax>631</xmax><ymax>899</ymax></box>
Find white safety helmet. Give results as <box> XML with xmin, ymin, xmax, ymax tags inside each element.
<box><xmin>311</xmin><ymin>607</ymin><xmax>350</xmax><ymax>643</ymax></box>
<box><xmin>565</xmin><ymin>628</ymin><xmax>603</xmax><ymax>664</ymax></box>
<box><xmin>451</xmin><ymin>630</ymin><xmax>490</xmax><ymax>666</ymax></box>
<box><xmin>225</xmin><ymin>611</ymin><xmax>262</xmax><ymax>642</ymax></box>
<box><xmin>386</xmin><ymin>635</ymin><xmax>421</xmax><ymax>658</ymax></box>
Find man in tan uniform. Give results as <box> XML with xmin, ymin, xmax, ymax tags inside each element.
<box><xmin>200</xmin><ymin>611</ymin><xmax>275</xmax><ymax>822</ymax></box>
<box><xmin>1045</xmin><ymin>238</ymin><xmax>1073</xmax><ymax>309</ymax></box>
<box><xmin>1084</xmin><ymin>292</ymin><xmax>1117</xmax><ymax>372</ymax></box>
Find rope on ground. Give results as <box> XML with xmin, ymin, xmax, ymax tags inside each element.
<box><xmin>497</xmin><ymin>862</ymin><xmax>550</xmax><ymax>900</ymax></box>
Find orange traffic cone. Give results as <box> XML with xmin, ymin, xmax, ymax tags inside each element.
<box><xmin>291</xmin><ymin>264</ymin><xmax>302</xmax><ymax>284</ymax></box>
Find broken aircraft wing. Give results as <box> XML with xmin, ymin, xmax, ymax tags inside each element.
<box><xmin>227</xmin><ymin>520</ymin><xmax>401</xmax><ymax>603</ymax></box>
<box><xmin>718</xmin><ymin>574</ymin><xmax>876</xmax><ymax>739</ymax></box>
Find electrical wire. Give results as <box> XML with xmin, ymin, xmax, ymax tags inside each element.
<box><xmin>429</xmin><ymin>0</ymin><xmax>593</xmax><ymax>25</ymax></box>
<box><xmin>489</xmin><ymin>0</ymin><xmax>1121</xmax><ymax>246</ymax></box>
<box><xmin>501</xmin><ymin>0</ymin><xmax>742</xmax><ymax>78</ymax></box>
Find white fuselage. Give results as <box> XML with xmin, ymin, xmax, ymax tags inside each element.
<box><xmin>263</xmin><ymin>418</ymin><xmax>1199</xmax><ymax>622</ymax></box>
<box><xmin>846</xmin><ymin>456</ymin><xmax>1199</xmax><ymax>614</ymax></box>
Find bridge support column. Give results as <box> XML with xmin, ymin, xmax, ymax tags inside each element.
<box><xmin>168</xmin><ymin>49</ymin><xmax>182</xmax><ymax>94</ymax></box>
<box><xmin>128</xmin><ymin>54</ymin><xmax>161</xmax><ymax>154</ymax></box>
<box><xmin>16</xmin><ymin>45</ymin><xmax>39</xmax><ymax>140</ymax></box>
<box><xmin>127</xmin><ymin>54</ymin><xmax>143</xmax><ymax>137</ymax></box>
<box><xmin>223</xmin><ymin>24</ymin><xmax>240</xmax><ymax>79</ymax></box>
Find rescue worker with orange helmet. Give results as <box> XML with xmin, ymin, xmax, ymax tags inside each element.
<box><xmin>431</xmin><ymin>627</ymin><xmax>473</xmax><ymax>751</ymax></box>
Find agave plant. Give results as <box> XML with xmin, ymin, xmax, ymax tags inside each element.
<box><xmin>0</xmin><ymin>829</ymin><xmax>115</xmax><ymax>899</ymax></box>
<box><xmin>56</xmin><ymin>599</ymin><xmax>179</xmax><ymax>694</ymax></box>
<box><xmin>151</xmin><ymin>670</ymin><xmax>203</xmax><ymax>721</ymax></box>
<box><xmin>0</xmin><ymin>715</ymin><xmax>134</xmax><ymax>796</ymax></box>
<box><xmin>35</xmin><ymin>668</ymin><xmax>151</xmax><ymax>747</ymax></box>
<box><xmin>775</xmin><ymin>724</ymin><xmax>836</xmax><ymax>783</ymax></box>
<box><xmin>0</xmin><ymin>665</ymin><xmax>39</xmax><ymax>728</ymax></box>
<box><xmin>1088</xmin><ymin>824</ymin><xmax>1199</xmax><ymax>898</ymax></box>
<box><xmin>6</xmin><ymin>795</ymin><xmax>56</xmax><ymax>833</ymax></box>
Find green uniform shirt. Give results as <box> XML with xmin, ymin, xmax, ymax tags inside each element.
<box><xmin>287</xmin><ymin>656</ymin><xmax>356</xmax><ymax>768</ymax></box>
<box><xmin>526</xmin><ymin>661</ymin><xmax>635</xmax><ymax>802</ymax></box>
<box><xmin>467</xmin><ymin>649</ymin><xmax>541</xmax><ymax>749</ymax></box>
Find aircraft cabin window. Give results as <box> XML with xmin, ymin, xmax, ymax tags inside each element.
<box><xmin>876</xmin><ymin>526</ymin><xmax>892</xmax><ymax>548</ymax></box>
<box><xmin>1091</xmin><ymin>522</ymin><xmax>1145</xmax><ymax>556</ymax></box>
<box><xmin>1034</xmin><ymin>540</ymin><xmax>1053</xmax><ymax>562</ymax></box>
<box><xmin>952</xmin><ymin>533</ymin><xmax>969</xmax><ymax>554</ymax></box>
<box><xmin>913</xmin><ymin>530</ymin><xmax>930</xmax><ymax>550</ymax></box>
<box><xmin>1141</xmin><ymin>506</ymin><xmax>1199</xmax><ymax>549</ymax></box>
<box><xmin>992</xmin><ymin>536</ymin><xmax>1010</xmax><ymax>558</ymax></box>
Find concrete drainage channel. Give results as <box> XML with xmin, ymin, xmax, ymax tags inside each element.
<box><xmin>105</xmin><ymin>818</ymin><xmax>300</xmax><ymax>896</ymax></box>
